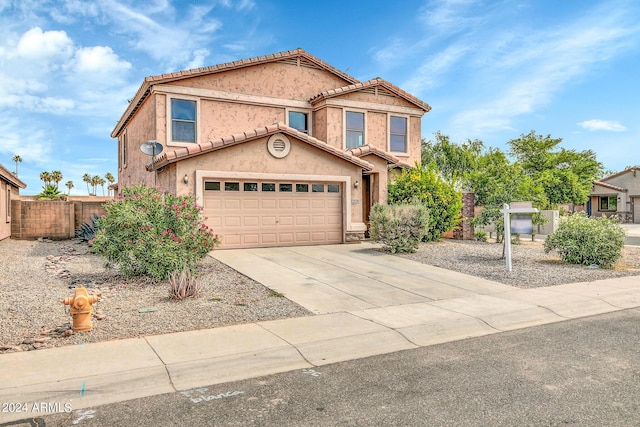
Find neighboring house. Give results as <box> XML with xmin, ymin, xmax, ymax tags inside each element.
<box><xmin>111</xmin><ymin>48</ymin><xmax>430</xmax><ymax>248</ymax></box>
<box><xmin>0</xmin><ymin>163</ymin><xmax>26</xmax><ymax>240</ymax></box>
<box><xmin>589</xmin><ymin>166</ymin><xmax>640</xmax><ymax>223</ymax></box>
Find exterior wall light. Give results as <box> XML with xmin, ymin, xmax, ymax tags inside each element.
<box><xmin>354</xmin><ymin>180</ymin><xmax>359</xmax><ymax>189</ymax></box>
<box><xmin>183</xmin><ymin>174</ymin><xmax>189</xmax><ymax>185</ymax></box>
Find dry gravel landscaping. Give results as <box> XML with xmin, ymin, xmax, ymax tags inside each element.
<box><xmin>1</xmin><ymin>237</ymin><xmax>639</xmax><ymax>354</ymax></box>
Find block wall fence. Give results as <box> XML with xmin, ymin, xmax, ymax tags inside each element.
<box><xmin>10</xmin><ymin>199</ymin><xmax>109</xmax><ymax>240</ymax></box>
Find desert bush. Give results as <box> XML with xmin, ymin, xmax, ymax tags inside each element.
<box><xmin>369</xmin><ymin>203</ymin><xmax>429</xmax><ymax>253</ymax></box>
<box><xmin>544</xmin><ymin>212</ymin><xmax>625</xmax><ymax>268</ymax></box>
<box><xmin>168</xmin><ymin>269</ymin><xmax>201</xmax><ymax>300</ymax></box>
<box><xmin>90</xmin><ymin>184</ymin><xmax>220</xmax><ymax>280</ymax></box>
<box><xmin>388</xmin><ymin>166</ymin><xmax>462</xmax><ymax>241</ymax></box>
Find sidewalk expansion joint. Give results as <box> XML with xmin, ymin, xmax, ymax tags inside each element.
<box><xmin>143</xmin><ymin>336</ymin><xmax>177</xmax><ymax>393</ymax></box>
<box><xmin>256</xmin><ymin>323</ymin><xmax>316</xmax><ymax>368</ymax></box>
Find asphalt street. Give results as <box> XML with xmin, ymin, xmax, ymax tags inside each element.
<box><xmin>20</xmin><ymin>307</ymin><xmax>640</xmax><ymax>427</ymax></box>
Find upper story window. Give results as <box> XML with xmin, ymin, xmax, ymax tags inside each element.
<box><xmin>119</xmin><ymin>130</ymin><xmax>127</xmax><ymax>170</ymax></box>
<box><xmin>288</xmin><ymin>111</ymin><xmax>309</xmax><ymax>134</ymax></box>
<box><xmin>390</xmin><ymin>116</ymin><xmax>408</xmax><ymax>153</ymax></box>
<box><xmin>171</xmin><ymin>98</ymin><xmax>197</xmax><ymax>143</ymax></box>
<box><xmin>346</xmin><ymin>111</ymin><xmax>364</xmax><ymax>148</ymax></box>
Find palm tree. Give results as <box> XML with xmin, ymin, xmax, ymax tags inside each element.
<box><xmin>51</xmin><ymin>170</ymin><xmax>63</xmax><ymax>190</ymax></box>
<box><xmin>40</xmin><ymin>171</ymin><xmax>52</xmax><ymax>186</ymax></box>
<box><xmin>82</xmin><ymin>173</ymin><xmax>92</xmax><ymax>195</ymax></box>
<box><xmin>12</xmin><ymin>155</ymin><xmax>22</xmax><ymax>176</ymax></box>
<box><xmin>65</xmin><ymin>181</ymin><xmax>74</xmax><ymax>195</ymax></box>
<box><xmin>91</xmin><ymin>175</ymin><xmax>101</xmax><ymax>196</ymax></box>
<box><xmin>98</xmin><ymin>176</ymin><xmax>106</xmax><ymax>195</ymax></box>
<box><xmin>104</xmin><ymin>172</ymin><xmax>115</xmax><ymax>196</ymax></box>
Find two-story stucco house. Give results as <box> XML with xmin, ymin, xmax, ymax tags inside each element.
<box><xmin>589</xmin><ymin>166</ymin><xmax>640</xmax><ymax>223</ymax></box>
<box><xmin>111</xmin><ymin>48</ymin><xmax>430</xmax><ymax>248</ymax></box>
<box><xmin>0</xmin><ymin>162</ymin><xmax>26</xmax><ymax>241</ymax></box>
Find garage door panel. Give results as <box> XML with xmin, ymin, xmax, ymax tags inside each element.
<box><xmin>262</xmin><ymin>200</ymin><xmax>276</xmax><ymax>209</ymax></box>
<box><xmin>223</xmin><ymin>199</ymin><xmax>240</xmax><ymax>209</ymax></box>
<box><xmin>204</xmin><ymin>179</ymin><xmax>343</xmax><ymax>249</ymax></box>
<box><xmin>295</xmin><ymin>232</ymin><xmax>311</xmax><ymax>242</ymax></box>
<box><xmin>279</xmin><ymin>199</ymin><xmax>293</xmax><ymax>209</ymax></box>
<box><xmin>295</xmin><ymin>200</ymin><xmax>310</xmax><ymax>209</ymax></box>
<box><xmin>243</xmin><ymin>234</ymin><xmax>259</xmax><ymax>244</ymax></box>
<box><xmin>296</xmin><ymin>216</ymin><xmax>310</xmax><ymax>225</ymax></box>
<box><xmin>262</xmin><ymin>216</ymin><xmax>277</xmax><ymax>226</ymax></box>
<box><xmin>243</xmin><ymin>216</ymin><xmax>259</xmax><ymax>227</ymax></box>
<box><xmin>243</xmin><ymin>199</ymin><xmax>259</xmax><ymax>209</ymax></box>
<box><xmin>279</xmin><ymin>216</ymin><xmax>294</xmax><ymax>226</ymax></box>
<box><xmin>224</xmin><ymin>217</ymin><xmax>241</xmax><ymax>227</ymax></box>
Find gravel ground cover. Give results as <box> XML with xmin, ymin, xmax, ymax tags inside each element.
<box><xmin>0</xmin><ymin>239</ymin><xmax>311</xmax><ymax>353</ymax></box>
<box><xmin>1</xmin><ymin>237</ymin><xmax>638</xmax><ymax>354</ymax></box>
<box><xmin>398</xmin><ymin>238</ymin><xmax>640</xmax><ymax>288</ymax></box>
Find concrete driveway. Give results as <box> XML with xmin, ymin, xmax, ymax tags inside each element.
<box><xmin>622</xmin><ymin>223</ymin><xmax>640</xmax><ymax>246</ymax></box>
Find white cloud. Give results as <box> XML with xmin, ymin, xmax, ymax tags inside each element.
<box><xmin>578</xmin><ymin>119</ymin><xmax>627</xmax><ymax>132</ymax></box>
<box><xmin>72</xmin><ymin>45</ymin><xmax>131</xmax><ymax>74</ymax></box>
<box><xmin>0</xmin><ymin>117</ymin><xmax>53</xmax><ymax>164</ymax></box>
<box><xmin>16</xmin><ymin>27</ymin><xmax>73</xmax><ymax>61</ymax></box>
<box><xmin>185</xmin><ymin>48</ymin><xmax>210</xmax><ymax>69</ymax></box>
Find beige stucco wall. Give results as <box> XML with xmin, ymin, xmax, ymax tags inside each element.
<box><xmin>199</xmin><ymin>100</ymin><xmax>285</xmax><ymax>141</ymax></box>
<box><xmin>119</xmin><ymin>95</ymin><xmax>158</xmax><ymax>190</ymax></box>
<box><xmin>340</xmin><ymin>90</ymin><xmax>418</xmax><ymax>109</ymax></box>
<box><xmin>367</xmin><ymin>112</ymin><xmax>387</xmax><ymax>151</ymax></box>
<box><xmin>164</xmin><ymin>135</ymin><xmax>363</xmax><ymax>227</ymax></box>
<box><xmin>1</xmin><ymin>180</ymin><xmax>11</xmax><ymax>240</ymax></box>
<box><xmin>177</xmin><ymin>62</ymin><xmax>351</xmax><ymax>101</ymax></box>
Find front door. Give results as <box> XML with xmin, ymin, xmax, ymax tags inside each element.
<box><xmin>362</xmin><ymin>175</ymin><xmax>371</xmax><ymax>236</ymax></box>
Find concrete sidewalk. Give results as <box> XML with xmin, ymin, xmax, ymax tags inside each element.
<box><xmin>2</xmin><ymin>243</ymin><xmax>640</xmax><ymax>423</ymax></box>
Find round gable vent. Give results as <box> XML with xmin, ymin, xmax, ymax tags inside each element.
<box><xmin>267</xmin><ymin>133</ymin><xmax>291</xmax><ymax>158</ymax></box>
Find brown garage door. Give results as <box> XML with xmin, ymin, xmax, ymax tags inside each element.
<box><xmin>203</xmin><ymin>180</ymin><xmax>343</xmax><ymax>249</ymax></box>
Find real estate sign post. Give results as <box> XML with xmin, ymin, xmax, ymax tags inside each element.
<box><xmin>501</xmin><ymin>202</ymin><xmax>539</xmax><ymax>272</ymax></box>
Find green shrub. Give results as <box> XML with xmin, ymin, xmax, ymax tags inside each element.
<box><xmin>544</xmin><ymin>212</ymin><xmax>625</xmax><ymax>268</ymax></box>
<box><xmin>474</xmin><ymin>229</ymin><xmax>487</xmax><ymax>242</ymax></box>
<box><xmin>369</xmin><ymin>203</ymin><xmax>429</xmax><ymax>253</ymax></box>
<box><xmin>90</xmin><ymin>184</ymin><xmax>220</xmax><ymax>280</ymax></box>
<box><xmin>388</xmin><ymin>166</ymin><xmax>462</xmax><ymax>241</ymax></box>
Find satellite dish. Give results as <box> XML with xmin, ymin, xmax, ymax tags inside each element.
<box><xmin>140</xmin><ymin>140</ymin><xmax>164</xmax><ymax>172</ymax></box>
<box><xmin>140</xmin><ymin>140</ymin><xmax>163</xmax><ymax>156</ymax></box>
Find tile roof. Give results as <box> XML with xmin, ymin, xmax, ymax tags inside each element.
<box><xmin>592</xmin><ymin>181</ymin><xmax>627</xmax><ymax>192</ymax></box>
<box><xmin>111</xmin><ymin>48</ymin><xmax>360</xmax><ymax>138</ymax></box>
<box><xmin>0</xmin><ymin>163</ymin><xmax>26</xmax><ymax>188</ymax></box>
<box><xmin>309</xmin><ymin>77</ymin><xmax>431</xmax><ymax>112</ymax></box>
<box><xmin>348</xmin><ymin>145</ymin><xmax>412</xmax><ymax>168</ymax></box>
<box><xmin>598</xmin><ymin>166</ymin><xmax>640</xmax><ymax>182</ymax></box>
<box><xmin>146</xmin><ymin>123</ymin><xmax>374</xmax><ymax>171</ymax></box>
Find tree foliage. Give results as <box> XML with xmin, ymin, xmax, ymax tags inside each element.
<box><xmin>388</xmin><ymin>165</ymin><xmax>462</xmax><ymax>241</ymax></box>
<box><xmin>507</xmin><ymin>131</ymin><xmax>602</xmax><ymax>208</ymax></box>
<box><xmin>421</xmin><ymin>131</ymin><xmax>483</xmax><ymax>187</ymax></box>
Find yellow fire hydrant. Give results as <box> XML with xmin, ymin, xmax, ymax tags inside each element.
<box><xmin>62</xmin><ymin>286</ymin><xmax>99</xmax><ymax>332</ymax></box>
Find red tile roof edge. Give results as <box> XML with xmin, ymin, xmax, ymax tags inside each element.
<box><xmin>598</xmin><ymin>166</ymin><xmax>640</xmax><ymax>183</ymax></box>
<box><xmin>0</xmin><ymin>163</ymin><xmax>27</xmax><ymax>188</ymax></box>
<box><xmin>112</xmin><ymin>48</ymin><xmax>360</xmax><ymax>138</ymax></box>
<box><xmin>348</xmin><ymin>145</ymin><xmax>408</xmax><ymax>165</ymax></box>
<box><xmin>592</xmin><ymin>181</ymin><xmax>627</xmax><ymax>192</ymax></box>
<box><xmin>146</xmin><ymin>123</ymin><xmax>373</xmax><ymax>171</ymax></box>
<box><xmin>310</xmin><ymin>77</ymin><xmax>431</xmax><ymax>112</ymax></box>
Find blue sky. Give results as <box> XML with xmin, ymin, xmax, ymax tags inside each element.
<box><xmin>1</xmin><ymin>0</ymin><xmax>638</xmax><ymax>195</ymax></box>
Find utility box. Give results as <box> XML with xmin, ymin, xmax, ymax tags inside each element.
<box><xmin>537</xmin><ymin>210</ymin><xmax>559</xmax><ymax>235</ymax></box>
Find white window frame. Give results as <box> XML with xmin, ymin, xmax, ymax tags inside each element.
<box><xmin>119</xmin><ymin>129</ymin><xmax>128</xmax><ymax>171</ymax></box>
<box><xmin>344</xmin><ymin>109</ymin><xmax>367</xmax><ymax>149</ymax></box>
<box><xmin>388</xmin><ymin>114</ymin><xmax>410</xmax><ymax>156</ymax></box>
<box><xmin>286</xmin><ymin>108</ymin><xmax>312</xmax><ymax>136</ymax></box>
<box><xmin>167</xmin><ymin>95</ymin><xmax>200</xmax><ymax>147</ymax></box>
<box><xmin>6</xmin><ymin>187</ymin><xmax>11</xmax><ymax>223</ymax></box>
